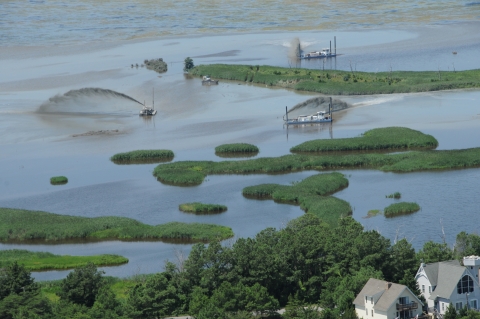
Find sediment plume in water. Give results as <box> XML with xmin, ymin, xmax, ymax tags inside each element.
<box><xmin>37</xmin><ymin>87</ymin><xmax>144</xmax><ymax>114</ymax></box>
<box><xmin>288</xmin><ymin>96</ymin><xmax>350</xmax><ymax>114</ymax></box>
<box><xmin>289</xmin><ymin>37</ymin><xmax>302</xmax><ymax>58</ymax></box>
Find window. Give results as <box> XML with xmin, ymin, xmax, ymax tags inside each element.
<box><xmin>399</xmin><ymin>297</ymin><xmax>409</xmax><ymax>304</ymax></box>
<box><xmin>456</xmin><ymin>302</ymin><xmax>463</xmax><ymax>310</ymax></box>
<box><xmin>371</xmin><ymin>309</ymin><xmax>374</xmax><ymax>317</ymax></box>
<box><xmin>429</xmin><ymin>286</ymin><xmax>432</xmax><ymax>293</ymax></box>
<box><xmin>457</xmin><ymin>275</ymin><xmax>474</xmax><ymax>294</ymax></box>
<box><xmin>371</xmin><ymin>297</ymin><xmax>373</xmax><ymax>304</ymax></box>
<box><xmin>471</xmin><ymin>300</ymin><xmax>478</xmax><ymax>309</ymax></box>
<box><xmin>366</xmin><ymin>296</ymin><xmax>368</xmax><ymax>303</ymax></box>
<box><xmin>422</xmin><ymin>285</ymin><xmax>425</xmax><ymax>293</ymax></box>
<box><xmin>442</xmin><ymin>303</ymin><xmax>445</xmax><ymax>311</ymax></box>
<box><xmin>366</xmin><ymin>308</ymin><xmax>368</xmax><ymax>315</ymax></box>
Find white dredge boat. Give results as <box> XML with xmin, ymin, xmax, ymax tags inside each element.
<box><xmin>298</xmin><ymin>36</ymin><xmax>337</xmax><ymax>59</ymax></box>
<box><xmin>139</xmin><ymin>89</ymin><xmax>157</xmax><ymax>116</ymax></box>
<box><xmin>202</xmin><ymin>75</ymin><xmax>219</xmax><ymax>85</ymax></box>
<box><xmin>284</xmin><ymin>98</ymin><xmax>333</xmax><ymax>125</ymax></box>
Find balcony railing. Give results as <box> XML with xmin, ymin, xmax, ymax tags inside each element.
<box><xmin>396</xmin><ymin>302</ymin><xmax>418</xmax><ymax>311</ymax></box>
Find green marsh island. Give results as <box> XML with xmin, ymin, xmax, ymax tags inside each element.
<box><xmin>191</xmin><ymin>64</ymin><xmax>480</xmax><ymax>95</ymax></box>
<box><xmin>0</xmin><ymin>249</ymin><xmax>128</xmax><ymax>271</ymax></box>
<box><xmin>50</xmin><ymin>176</ymin><xmax>68</xmax><ymax>185</ymax></box>
<box><xmin>0</xmin><ymin>208</ymin><xmax>233</xmax><ymax>243</ymax></box>
<box><xmin>384</xmin><ymin>202</ymin><xmax>421</xmax><ymax>217</ymax></box>
<box><xmin>179</xmin><ymin>202</ymin><xmax>228</xmax><ymax>214</ymax></box>
<box><xmin>110</xmin><ymin>149</ymin><xmax>174</xmax><ymax>164</ymax></box>
<box><xmin>153</xmin><ymin>127</ymin><xmax>480</xmax><ymax>186</ymax></box>
<box><xmin>215</xmin><ymin>143</ymin><xmax>259</xmax><ymax>158</ymax></box>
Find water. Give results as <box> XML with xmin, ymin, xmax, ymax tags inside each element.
<box><xmin>1</xmin><ymin>0</ymin><xmax>480</xmax><ymax>46</ymax></box>
<box><xmin>1</xmin><ymin>1</ymin><xmax>480</xmax><ymax>280</ymax></box>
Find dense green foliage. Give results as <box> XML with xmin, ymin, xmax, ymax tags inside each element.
<box><xmin>6</xmin><ymin>216</ymin><xmax>480</xmax><ymax>318</ymax></box>
<box><xmin>154</xmin><ymin>147</ymin><xmax>480</xmax><ymax>186</ymax></box>
<box><xmin>144</xmin><ymin>58</ymin><xmax>168</xmax><ymax>73</ymax></box>
<box><xmin>0</xmin><ymin>250</ymin><xmax>128</xmax><ymax>271</ymax></box>
<box><xmin>215</xmin><ymin>143</ymin><xmax>259</xmax><ymax>154</ymax></box>
<box><xmin>110</xmin><ymin>149</ymin><xmax>174</xmax><ymax>164</ymax></box>
<box><xmin>243</xmin><ymin>173</ymin><xmax>351</xmax><ymax>226</ymax></box>
<box><xmin>179</xmin><ymin>202</ymin><xmax>228</xmax><ymax>214</ymax></box>
<box><xmin>383</xmin><ymin>202</ymin><xmax>420</xmax><ymax>217</ymax></box>
<box><xmin>184</xmin><ymin>57</ymin><xmax>194</xmax><ymax>72</ymax></box>
<box><xmin>386</xmin><ymin>192</ymin><xmax>401</xmax><ymax>199</ymax></box>
<box><xmin>290</xmin><ymin>127</ymin><xmax>438</xmax><ymax>153</ymax></box>
<box><xmin>191</xmin><ymin>64</ymin><xmax>480</xmax><ymax>95</ymax></box>
<box><xmin>50</xmin><ymin>176</ymin><xmax>68</xmax><ymax>185</ymax></box>
<box><xmin>0</xmin><ymin>207</ymin><xmax>233</xmax><ymax>242</ymax></box>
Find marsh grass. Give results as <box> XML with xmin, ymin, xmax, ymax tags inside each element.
<box><xmin>191</xmin><ymin>64</ymin><xmax>480</xmax><ymax>95</ymax></box>
<box><xmin>179</xmin><ymin>202</ymin><xmax>228</xmax><ymax>214</ymax></box>
<box><xmin>215</xmin><ymin>143</ymin><xmax>259</xmax><ymax>154</ymax></box>
<box><xmin>0</xmin><ymin>249</ymin><xmax>128</xmax><ymax>271</ymax></box>
<box><xmin>50</xmin><ymin>176</ymin><xmax>68</xmax><ymax>185</ymax></box>
<box><xmin>290</xmin><ymin>127</ymin><xmax>438</xmax><ymax>153</ymax></box>
<box><xmin>154</xmin><ymin>147</ymin><xmax>480</xmax><ymax>186</ymax></box>
<box><xmin>386</xmin><ymin>192</ymin><xmax>402</xmax><ymax>199</ymax></box>
<box><xmin>242</xmin><ymin>173</ymin><xmax>351</xmax><ymax>226</ymax></box>
<box><xmin>111</xmin><ymin>150</ymin><xmax>174</xmax><ymax>164</ymax></box>
<box><xmin>0</xmin><ymin>208</ymin><xmax>233</xmax><ymax>243</ymax></box>
<box><xmin>384</xmin><ymin>202</ymin><xmax>420</xmax><ymax>217</ymax></box>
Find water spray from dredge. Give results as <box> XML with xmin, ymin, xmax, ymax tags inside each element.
<box><xmin>37</xmin><ymin>88</ymin><xmax>144</xmax><ymax>114</ymax></box>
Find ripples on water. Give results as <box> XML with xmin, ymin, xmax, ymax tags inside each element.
<box><xmin>2</xmin><ymin>0</ymin><xmax>480</xmax><ymax>45</ymax></box>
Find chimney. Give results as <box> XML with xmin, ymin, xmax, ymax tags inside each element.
<box><xmin>386</xmin><ymin>282</ymin><xmax>392</xmax><ymax>290</ymax></box>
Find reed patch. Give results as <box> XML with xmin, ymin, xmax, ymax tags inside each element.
<box><xmin>0</xmin><ymin>208</ymin><xmax>233</xmax><ymax>243</ymax></box>
<box><xmin>0</xmin><ymin>249</ymin><xmax>128</xmax><ymax>271</ymax></box>
<box><xmin>191</xmin><ymin>64</ymin><xmax>480</xmax><ymax>95</ymax></box>
<box><xmin>50</xmin><ymin>176</ymin><xmax>68</xmax><ymax>185</ymax></box>
<box><xmin>243</xmin><ymin>172</ymin><xmax>351</xmax><ymax>226</ymax></box>
<box><xmin>111</xmin><ymin>149</ymin><xmax>174</xmax><ymax>164</ymax></box>
<box><xmin>384</xmin><ymin>202</ymin><xmax>420</xmax><ymax>217</ymax></box>
<box><xmin>215</xmin><ymin>143</ymin><xmax>259</xmax><ymax>157</ymax></box>
<box><xmin>386</xmin><ymin>192</ymin><xmax>402</xmax><ymax>199</ymax></box>
<box><xmin>179</xmin><ymin>202</ymin><xmax>228</xmax><ymax>214</ymax></box>
<box><xmin>290</xmin><ymin>127</ymin><xmax>438</xmax><ymax>153</ymax></box>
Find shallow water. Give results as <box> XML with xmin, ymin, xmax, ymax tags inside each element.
<box><xmin>2</xmin><ymin>3</ymin><xmax>480</xmax><ymax>280</ymax></box>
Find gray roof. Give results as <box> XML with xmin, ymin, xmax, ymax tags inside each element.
<box><xmin>354</xmin><ymin>278</ymin><xmax>423</xmax><ymax>312</ymax></box>
<box><xmin>427</xmin><ymin>260</ymin><xmax>465</xmax><ymax>300</ymax></box>
<box><xmin>423</xmin><ymin>260</ymin><xmax>460</xmax><ymax>287</ymax></box>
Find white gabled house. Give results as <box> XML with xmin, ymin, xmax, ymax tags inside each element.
<box><xmin>415</xmin><ymin>256</ymin><xmax>480</xmax><ymax>316</ymax></box>
<box><xmin>353</xmin><ymin>278</ymin><xmax>424</xmax><ymax>319</ymax></box>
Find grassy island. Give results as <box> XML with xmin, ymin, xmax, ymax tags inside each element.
<box><xmin>179</xmin><ymin>202</ymin><xmax>228</xmax><ymax>214</ymax></box>
<box><xmin>111</xmin><ymin>149</ymin><xmax>174</xmax><ymax>164</ymax></box>
<box><xmin>215</xmin><ymin>143</ymin><xmax>259</xmax><ymax>157</ymax></box>
<box><xmin>0</xmin><ymin>249</ymin><xmax>128</xmax><ymax>271</ymax></box>
<box><xmin>154</xmin><ymin>147</ymin><xmax>480</xmax><ymax>186</ymax></box>
<box><xmin>191</xmin><ymin>64</ymin><xmax>480</xmax><ymax>95</ymax></box>
<box><xmin>384</xmin><ymin>202</ymin><xmax>420</xmax><ymax>217</ymax></box>
<box><xmin>50</xmin><ymin>176</ymin><xmax>68</xmax><ymax>185</ymax></box>
<box><xmin>0</xmin><ymin>208</ymin><xmax>233</xmax><ymax>243</ymax></box>
<box><xmin>290</xmin><ymin>127</ymin><xmax>438</xmax><ymax>153</ymax></box>
<box><xmin>243</xmin><ymin>172</ymin><xmax>351</xmax><ymax>226</ymax></box>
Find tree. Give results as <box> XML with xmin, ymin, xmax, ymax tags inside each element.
<box><xmin>183</xmin><ymin>57</ymin><xmax>194</xmax><ymax>72</ymax></box>
<box><xmin>58</xmin><ymin>263</ymin><xmax>105</xmax><ymax>307</ymax></box>
<box><xmin>0</xmin><ymin>262</ymin><xmax>38</xmax><ymax>300</ymax></box>
<box><xmin>444</xmin><ymin>303</ymin><xmax>457</xmax><ymax>319</ymax></box>
<box><xmin>388</xmin><ymin>238</ymin><xmax>418</xmax><ymax>283</ymax></box>
<box><xmin>126</xmin><ymin>272</ymin><xmax>179</xmax><ymax>319</ymax></box>
<box><xmin>417</xmin><ymin>241</ymin><xmax>453</xmax><ymax>263</ymax></box>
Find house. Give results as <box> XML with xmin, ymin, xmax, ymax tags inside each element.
<box><xmin>353</xmin><ymin>278</ymin><xmax>424</xmax><ymax>319</ymax></box>
<box><xmin>415</xmin><ymin>256</ymin><xmax>480</xmax><ymax>316</ymax></box>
